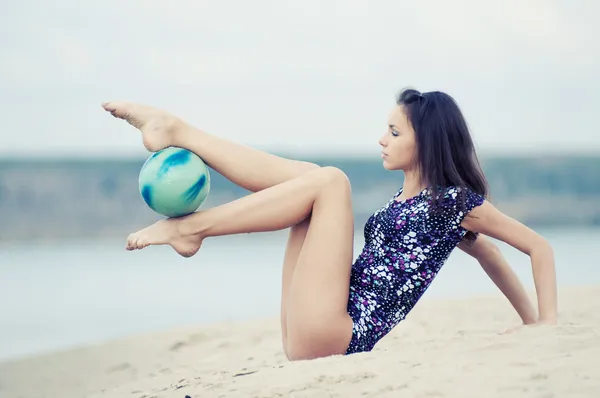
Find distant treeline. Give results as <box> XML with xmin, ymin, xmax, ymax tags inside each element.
<box><xmin>1</xmin><ymin>154</ymin><xmax>599</xmax><ymax>241</ymax></box>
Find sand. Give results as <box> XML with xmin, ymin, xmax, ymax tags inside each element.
<box><xmin>1</xmin><ymin>286</ymin><xmax>598</xmax><ymax>398</ymax></box>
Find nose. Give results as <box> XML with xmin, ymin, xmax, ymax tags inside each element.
<box><xmin>378</xmin><ymin>135</ymin><xmax>387</xmax><ymax>147</ymax></box>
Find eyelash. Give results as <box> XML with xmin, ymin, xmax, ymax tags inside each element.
<box><xmin>391</xmin><ymin>129</ymin><xmax>399</xmax><ymax>137</ymax></box>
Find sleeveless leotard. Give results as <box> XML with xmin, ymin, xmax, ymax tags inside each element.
<box><xmin>345</xmin><ymin>185</ymin><xmax>485</xmax><ymax>354</ymax></box>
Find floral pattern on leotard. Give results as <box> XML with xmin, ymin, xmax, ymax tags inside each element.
<box><xmin>345</xmin><ymin>185</ymin><xmax>485</xmax><ymax>354</ymax></box>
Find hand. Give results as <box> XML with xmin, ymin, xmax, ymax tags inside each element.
<box><xmin>537</xmin><ymin>312</ymin><xmax>558</xmax><ymax>325</ymax></box>
<box><xmin>537</xmin><ymin>316</ymin><xmax>558</xmax><ymax>325</ymax></box>
<box><xmin>500</xmin><ymin>324</ymin><xmax>523</xmax><ymax>335</ymax></box>
<box><xmin>500</xmin><ymin>319</ymin><xmax>557</xmax><ymax>335</ymax></box>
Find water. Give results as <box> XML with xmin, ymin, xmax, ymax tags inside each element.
<box><xmin>0</xmin><ymin>227</ymin><xmax>597</xmax><ymax>362</ymax></box>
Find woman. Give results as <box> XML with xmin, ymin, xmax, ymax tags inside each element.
<box><xmin>102</xmin><ymin>88</ymin><xmax>557</xmax><ymax>360</ymax></box>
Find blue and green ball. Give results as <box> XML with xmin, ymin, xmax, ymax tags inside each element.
<box><xmin>138</xmin><ymin>147</ymin><xmax>211</xmax><ymax>217</ymax></box>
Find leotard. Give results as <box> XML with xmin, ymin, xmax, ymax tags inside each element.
<box><xmin>345</xmin><ymin>185</ymin><xmax>485</xmax><ymax>354</ymax></box>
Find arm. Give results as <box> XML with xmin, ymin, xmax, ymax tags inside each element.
<box><xmin>461</xmin><ymin>202</ymin><xmax>557</xmax><ymax>324</ymax></box>
<box><xmin>458</xmin><ymin>235</ymin><xmax>537</xmax><ymax>324</ymax></box>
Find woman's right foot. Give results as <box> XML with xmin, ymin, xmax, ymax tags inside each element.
<box><xmin>102</xmin><ymin>101</ymin><xmax>185</xmax><ymax>152</ymax></box>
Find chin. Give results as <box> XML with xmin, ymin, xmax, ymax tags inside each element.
<box><xmin>382</xmin><ymin>160</ymin><xmax>396</xmax><ymax>171</ymax></box>
<box><xmin>382</xmin><ymin>159</ymin><xmax>402</xmax><ymax>171</ymax></box>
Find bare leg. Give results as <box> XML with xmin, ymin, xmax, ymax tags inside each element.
<box><xmin>126</xmin><ymin>167</ymin><xmax>355</xmax><ymax>359</ymax></box>
<box><xmin>101</xmin><ymin>101</ymin><xmax>336</xmax><ymax>356</ymax></box>
<box><xmin>280</xmin><ymin>218</ymin><xmax>310</xmax><ymax>356</ymax></box>
<box><xmin>101</xmin><ymin>101</ymin><xmax>319</xmax><ymax>192</ymax></box>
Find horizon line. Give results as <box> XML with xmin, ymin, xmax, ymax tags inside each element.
<box><xmin>1</xmin><ymin>150</ymin><xmax>600</xmax><ymax>162</ymax></box>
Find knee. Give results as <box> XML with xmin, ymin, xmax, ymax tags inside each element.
<box><xmin>299</xmin><ymin>160</ymin><xmax>320</xmax><ymax>173</ymax></box>
<box><xmin>318</xmin><ymin>166</ymin><xmax>351</xmax><ymax>189</ymax></box>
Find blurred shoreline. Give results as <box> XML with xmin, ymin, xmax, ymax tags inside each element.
<box><xmin>2</xmin><ymin>153</ymin><xmax>599</xmax><ymax>241</ymax></box>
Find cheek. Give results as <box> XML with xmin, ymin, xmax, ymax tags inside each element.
<box><xmin>390</xmin><ymin>139</ymin><xmax>416</xmax><ymax>160</ymax></box>
<box><xmin>385</xmin><ymin>139</ymin><xmax>417</xmax><ymax>169</ymax></box>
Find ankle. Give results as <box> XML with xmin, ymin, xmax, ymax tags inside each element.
<box><xmin>171</xmin><ymin>119</ymin><xmax>199</xmax><ymax>149</ymax></box>
<box><xmin>178</xmin><ymin>211</ymin><xmax>211</xmax><ymax>240</ymax></box>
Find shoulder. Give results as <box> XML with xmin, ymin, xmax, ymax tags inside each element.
<box><xmin>428</xmin><ymin>186</ymin><xmax>486</xmax><ymax>240</ymax></box>
<box><xmin>436</xmin><ymin>185</ymin><xmax>486</xmax><ymax>213</ymax></box>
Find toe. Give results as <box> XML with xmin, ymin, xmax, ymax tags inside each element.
<box><xmin>102</xmin><ymin>101</ymin><xmax>131</xmax><ymax>118</ymax></box>
<box><xmin>126</xmin><ymin>234</ymin><xmax>136</xmax><ymax>250</ymax></box>
<box><xmin>137</xmin><ymin>238</ymin><xmax>147</xmax><ymax>250</ymax></box>
<box><xmin>132</xmin><ymin>237</ymin><xmax>141</xmax><ymax>250</ymax></box>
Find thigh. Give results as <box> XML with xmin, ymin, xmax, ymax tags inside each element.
<box><xmin>280</xmin><ymin>218</ymin><xmax>311</xmax><ymax>347</ymax></box>
<box><xmin>285</xmin><ymin>168</ymin><xmax>355</xmax><ymax>358</ymax></box>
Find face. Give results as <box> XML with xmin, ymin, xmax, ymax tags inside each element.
<box><xmin>378</xmin><ymin>105</ymin><xmax>418</xmax><ymax>171</ymax></box>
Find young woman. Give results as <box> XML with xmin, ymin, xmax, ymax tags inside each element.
<box><xmin>102</xmin><ymin>88</ymin><xmax>557</xmax><ymax>360</ymax></box>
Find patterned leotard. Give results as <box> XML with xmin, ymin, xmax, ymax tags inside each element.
<box><xmin>345</xmin><ymin>185</ymin><xmax>485</xmax><ymax>354</ymax></box>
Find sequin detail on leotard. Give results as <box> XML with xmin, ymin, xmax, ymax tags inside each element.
<box><xmin>345</xmin><ymin>186</ymin><xmax>485</xmax><ymax>354</ymax></box>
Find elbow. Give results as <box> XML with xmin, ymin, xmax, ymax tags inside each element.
<box><xmin>529</xmin><ymin>237</ymin><xmax>554</xmax><ymax>259</ymax></box>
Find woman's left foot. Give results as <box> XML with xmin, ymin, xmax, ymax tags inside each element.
<box><xmin>101</xmin><ymin>101</ymin><xmax>184</xmax><ymax>152</ymax></box>
<box><xmin>126</xmin><ymin>218</ymin><xmax>203</xmax><ymax>258</ymax></box>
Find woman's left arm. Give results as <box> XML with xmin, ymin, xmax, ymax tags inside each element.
<box><xmin>461</xmin><ymin>201</ymin><xmax>557</xmax><ymax>324</ymax></box>
<box><xmin>458</xmin><ymin>236</ymin><xmax>538</xmax><ymax>325</ymax></box>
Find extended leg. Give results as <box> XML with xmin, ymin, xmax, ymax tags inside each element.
<box><xmin>101</xmin><ymin>100</ymin><xmax>334</xmax><ymax>357</ymax></box>
<box><xmin>125</xmin><ymin>167</ymin><xmax>355</xmax><ymax>359</ymax></box>
<box><xmin>101</xmin><ymin>101</ymin><xmax>319</xmax><ymax>193</ymax></box>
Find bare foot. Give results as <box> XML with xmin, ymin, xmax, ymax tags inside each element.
<box><xmin>102</xmin><ymin>101</ymin><xmax>184</xmax><ymax>152</ymax></box>
<box><xmin>126</xmin><ymin>218</ymin><xmax>203</xmax><ymax>258</ymax></box>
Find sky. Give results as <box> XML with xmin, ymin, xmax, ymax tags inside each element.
<box><xmin>1</xmin><ymin>0</ymin><xmax>598</xmax><ymax>158</ymax></box>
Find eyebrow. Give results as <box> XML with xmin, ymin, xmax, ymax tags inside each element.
<box><xmin>389</xmin><ymin>124</ymin><xmax>399</xmax><ymax>130</ymax></box>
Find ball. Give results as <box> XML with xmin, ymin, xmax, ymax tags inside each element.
<box><xmin>138</xmin><ymin>147</ymin><xmax>211</xmax><ymax>217</ymax></box>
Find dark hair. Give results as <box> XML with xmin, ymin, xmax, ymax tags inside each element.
<box><xmin>396</xmin><ymin>88</ymin><xmax>489</xmax><ymax>242</ymax></box>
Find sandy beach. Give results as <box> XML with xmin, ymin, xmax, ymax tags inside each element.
<box><xmin>1</xmin><ymin>285</ymin><xmax>598</xmax><ymax>398</ymax></box>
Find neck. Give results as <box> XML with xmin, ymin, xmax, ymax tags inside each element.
<box><xmin>402</xmin><ymin>169</ymin><xmax>427</xmax><ymax>197</ymax></box>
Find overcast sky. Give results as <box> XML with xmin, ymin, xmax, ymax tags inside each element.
<box><xmin>1</xmin><ymin>0</ymin><xmax>597</xmax><ymax>158</ymax></box>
